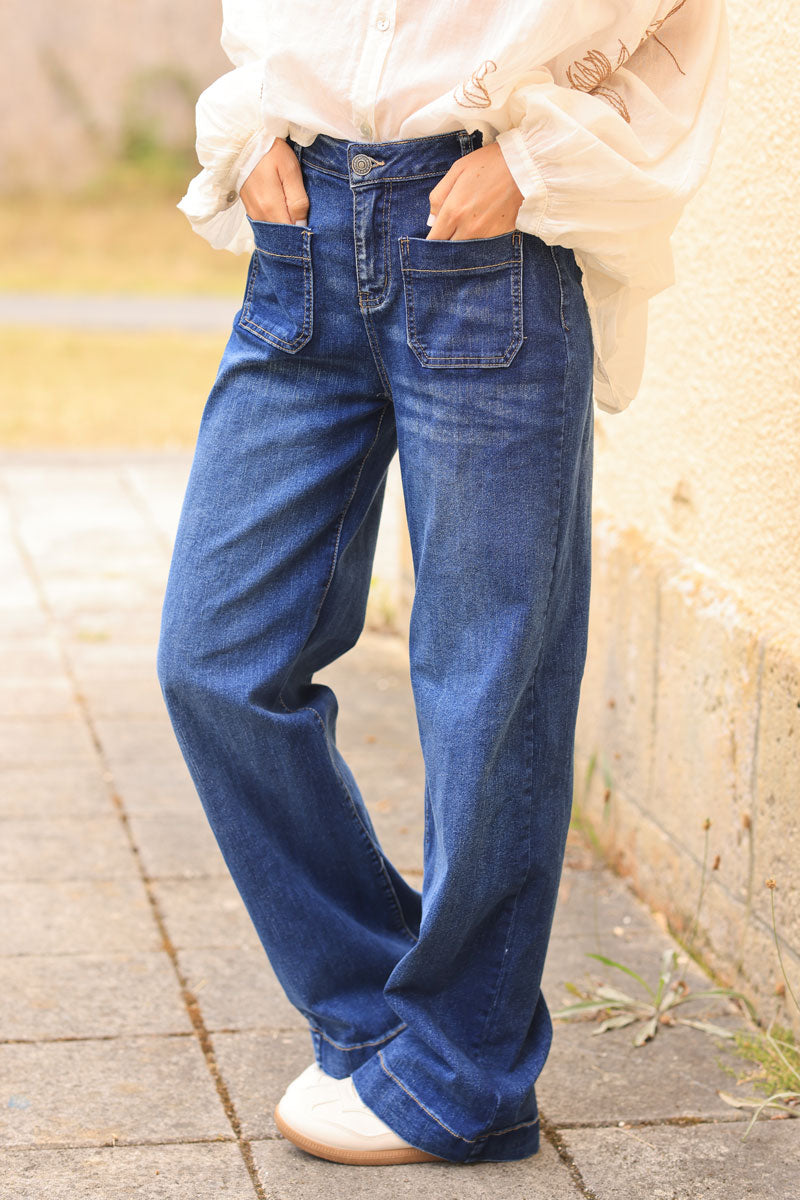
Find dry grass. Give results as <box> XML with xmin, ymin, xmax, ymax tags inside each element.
<box><xmin>0</xmin><ymin>189</ymin><xmax>247</xmax><ymax>296</ymax></box>
<box><xmin>0</xmin><ymin>176</ymin><xmax>246</xmax><ymax>448</ymax></box>
<box><xmin>0</xmin><ymin>327</ymin><xmax>227</xmax><ymax>448</ymax></box>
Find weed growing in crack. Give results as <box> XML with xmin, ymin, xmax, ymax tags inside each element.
<box><xmin>718</xmin><ymin>878</ymin><xmax>800</xmax><ymax>1134</ymax></box>
<box><xmin>554</xmin><ymin>817</ymin><xmax>800</xmax><ymax>1134</ymax></box>
<box><xmin>553</xmin><ymin>818</ymin><xmax>755</xmax><ymax>1046</ymax></box>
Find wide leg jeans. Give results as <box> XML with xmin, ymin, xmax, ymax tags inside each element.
<box><xmin>157</xmin><ymin>128</ymin><xmax>595</xmax><ymax>1163</ymax></box>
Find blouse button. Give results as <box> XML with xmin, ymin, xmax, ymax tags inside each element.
<box><xmin>226</xmin><ymin>190</ymin><xmax>238</xmax><ymax>204</ymax></box>
<box><xmin>376</xmin><ymin>14</ymin><xmax>390</xmax><ymax>30</ymax></box>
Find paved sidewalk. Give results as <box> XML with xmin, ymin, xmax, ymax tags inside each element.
<box><xmin>0</xmin><ymin>293</ymin><xmax>238</xmax><ymax>332</ymax></box>
<box><xmin>0</xmin><ymin>451</ymin><xmax>797</xmax><ymax>1199</ymax></box>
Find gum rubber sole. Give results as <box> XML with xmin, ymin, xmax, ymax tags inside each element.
<box><xmin>274</xmin><ymin>1103</ymin><xmax>447</xmax><ymax>1165</ymax></box>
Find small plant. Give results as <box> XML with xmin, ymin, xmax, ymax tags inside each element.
<box><xmin>717</xmin><ymin>878</ymin><xmax>800</xmax><ymax>1134</ymax></box>
<box><xmin>553</xmin><ymin>943</ymin><xmax>753</xmax><ymax>1046</ymax></box>
<box><xmin>554</xmin><ymin>817</ymin><xmax>755</xmax><ymax>1045</ymax></box>
<box><xmin>556</xmin><ymin>809</ymin><xmax>800</xmax><ymax>1134</ymax></box>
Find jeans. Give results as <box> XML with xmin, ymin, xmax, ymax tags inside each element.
<box><xmin>157</xmin><ymin>128</ymin><xmax>595</xmax><ymax>1164</ymax></box>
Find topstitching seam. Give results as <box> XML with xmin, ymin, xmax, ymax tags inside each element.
<box><xmin>309</xmin><ymin>1020</ymin><xmax>408</xmax><ymax>1051</ymax></box>
<box><xmin>377</xmin><ymin>1051</ymin><xmax>539</xmax><ymax>1143</ymax></box>
<box><xmin>400</xmin><ymin>237</ymin><xmax>523</xmax><ymax>366</ymax></box>
<box><xmin>470</xmin><ymin>244</ymin><xmax>568</xmax><ymax>1065</ymax></box>
<box><xmin>240</xmin><ymin>238</ymin><xmax>314</xmax><ymax>350</ymax></box>
<box><xmin>472</xmin><ymin>248</ymin><xmax>570</xmax><ymax>1054</ymax></box>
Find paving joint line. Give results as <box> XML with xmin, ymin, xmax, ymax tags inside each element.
<box><xmin>0</xmin><ymin>1032</ymin><xmax>196</xmax><ymax>1046</ymax></box>
<box><xmin>540</xmin><ymin>1114</ymin><xmax>599</xmax><ymax>1199</ymax></box>
<box><xmin>545</xmin><ymin>1113</ymin><xmax>748</xmax><ymax>1130</ymax></box>
<box><xmin>0</xmin><ymin>470</ymin><xmax>267</xmax><ymax>1200</ymax></box>
<box><xmin>4</xmin><ymin>1134</ymin><xmax>288</xmax><ymax>1154</ymax></box>
<box><xmin>117</xmin><ymin>463</ymin><xmax>177</xmax><ymax>561</ymax></box>
<box><xmin>1</xmin><ymin>1023</ymin><xmax>308</xmax><ymax>1046</ymax></box>
<box><xmin>3</xmin><ymin>1135</ymin><xmax>241</xmax><ymax>1153</ymax></box>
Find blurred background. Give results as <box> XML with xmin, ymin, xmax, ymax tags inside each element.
<box><xmin>0</xmin><ymin>0</ymin><xmax>242</xmax><ymax>450</ymax></box>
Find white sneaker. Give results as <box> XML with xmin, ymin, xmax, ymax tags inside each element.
<box><xmin>274</xmin><ymin>1063</ymin><xmax>445</xmax><ymax>1164</ymax></box>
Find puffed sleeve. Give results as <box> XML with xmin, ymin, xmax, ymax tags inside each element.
<box><xmin>177</xmin><ymin>1</ymin><xmax>288</xmax><ymax>254</ymax></box>
<box><xmin>494</xmin><ymin>0</ymin><xmax>729</xmax><ymax>410</ymax></box>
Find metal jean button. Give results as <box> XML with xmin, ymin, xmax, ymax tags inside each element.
<box><xmin>351</xmin><ymin>153</ymin><xmax>375</xmax><ymax>177</ymax></box>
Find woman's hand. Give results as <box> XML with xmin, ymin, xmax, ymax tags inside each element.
<box><xmin>426</xmin><ymin>142</ymin><xmax>524</xmax><ymax>240</ymax></box>
<box><xmin>239</xmin><ymin>138</ymin><xmax>310</xmax><ymax>224</ymax></box>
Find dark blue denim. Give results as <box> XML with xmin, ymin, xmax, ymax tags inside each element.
<box><xmin>157</xmin><ymin>128</ymin><xmax>595</xmax><ymax>1164</ymax></box>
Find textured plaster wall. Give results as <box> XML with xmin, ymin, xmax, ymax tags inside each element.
<box><xmin>572</xmin><ymin>0</ymin><xmax>800</xmax><ymax>1030</ymax></box>
<box><xmin>591</xmin><ymin>0</ymin><xmax>800</xmax><ymax>634</ymax></box>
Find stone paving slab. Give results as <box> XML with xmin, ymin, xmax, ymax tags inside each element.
<box><xmin>0</xmin><ymin>952</ymin><xmax>191</xmax><ymax>1040</ymax></box>
<box><xmin>93</xmin><ymin>717</ymin><xmax>192</xmax><ymax>769</ymax></box>
<box><xmin>537</xmin><ymin>1018</ymin><xmax>747</xmax><ymax>1127</ymax></box>
<box><xmin>7</xmin><ymin>531</ymin><xmax>160</xmax><ymax>578</ymax></box>
<box><xmin>0</xmin><ymin>817</ymin><xmax>139</xmax><ymax>881</ymax></box>
<box><xmin>562</xmin><ymin>1119</ymin><xmax>800</xmax><ymax>1200</ymax></box>
<box><xmin>63</xmin><ymin>609</ymin><xmax>165</xmax><ymax>651</ymax></box>
<box><xmin>128</xmin><ymin>814</ymin><xmax>230</xmax><ymax>880</ymax></box>
<box><xmin>0</xmin><ymin>1143</ymin><xmax>258</xmax><ymax>1200</ymax></box>
<box><xmin>121</xmin><ymin>457</ymin><xmax>192</xmax><ymax>548</ymax></box>
<box><xmin>0</xmin><ymin>718</ymin><xmax>98</xmax><ymax>767</ymax></box>
<box><xmin>176</xmin><ymin>946</ymin><xmax>305</xmax><ymax>1033</ymax></box>
<box><xmin>209</xmin><ymin>1031</ymin><xmax>321</xmax><ymax>1141</ymax></box>
<box><xmin>0</xmin><ymin>766</ymin><xmax>114</xmax><ymax>819</ymax></box>
<box><xmin>32</xmin><ymin>573</ymin><xmax>169</xmax><ymax>616</ymax></box>
<box><xmin>0</xmin><ymin>880</ymin><xmax>161</xmax><ymax>956</ymax></box>
<box><xmin>108</xmin><ymin>759</ymin><xmax>200</xmax><ymax>817</ymax></box>
<box><xmin>542</xmin><ymin>929</ymin><xmax>723</xmax><ymax>1011</ymax></box>
<box><xmin>542</xmin><ymin>862</ymin><xmax>735</xmax><ymax>1001</ymax></box>
<box><xmin>0</xmin><ymin>608</ymin><xmax>50</xmax><ymax>639</ymax></box>
<box><xmin>71</xmin><ymin>674</ymin><xmax>168</xmax><ymax>720</ymax></box>
<box><xmin>150</xmin><ymin>878</ymin><xmax>263</xmax><ymax>951</ymax></box>
<box><xmin>251</xmin><ymin>1135</ymin><xmax>582</xmax><ymax>1198</ymax></box>
<box><xmin>0</xmin><ymin>678</ymin><xmax>79</xmax><ymax>718</ymax></box>
<box><xmin>550</xmin><ymin>862</ymin><xmax>661</xmax><ymax>939</ymax></box>
<box><xmin>0</xmin><ymin>638</ymin><xmax>65</xmax><ymax>676</ymax></box>
<box><xmin>0</xmin><ymin>1036</ymin><xmax>228</xmax><ymax>1147</ymax></box>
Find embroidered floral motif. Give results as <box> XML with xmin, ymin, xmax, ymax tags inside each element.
<box><xmin>566</xmin><ymin>0</ymin><xmax>688</xmax><ymax>124</ymax></box>
<box><xmin>453</xmin><ymin>59</ymin><xmax>497</xmax><ymax>108</ymax></box>
<box><xmin>567</xmin><ymin>40</ymin><xmax>633</xmax><ymax>120</ymax></box>
<box><xmin>642</xmin><ymin>0</ymin><xmax>689</xmax><ymax>40</ymax></box>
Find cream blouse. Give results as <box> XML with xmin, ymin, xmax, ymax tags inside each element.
<box><xmin>178</xmin><ymin>1</ymin><xmax>729</xmax><ymax>414</ymax></box>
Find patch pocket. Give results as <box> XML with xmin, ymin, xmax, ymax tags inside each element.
<box><xmin>239</xmin><ymin>216</ymin><xmax>314</xmax><ymax>353</ymax></box>
<box><xmin>398</xmin><ymin>230</ymin><xmax>523</xmax><ymax>368</ymax></box>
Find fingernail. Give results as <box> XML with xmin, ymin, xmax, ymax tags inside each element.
<box><xmin>294</xmin><ymin>219</ymin><xmax>307</xmax><ymax>227</ymax></box>
<box><xmin>426</xmin><ymin>213</ymin><xmax>435</xmax><ymax>227</ymax></box>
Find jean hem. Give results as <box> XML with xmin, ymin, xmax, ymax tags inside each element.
<box><xmin>310</xmin><ymin>1023</ymin><xmax>406</xmax><ymax>1077</ymax></box>
<box><xmin>350</xmin><ymin>1049</ymin><xmax>541</xmax><ymax>1164</ymax></box>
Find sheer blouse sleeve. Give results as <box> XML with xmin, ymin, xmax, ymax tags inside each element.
<box><xmin>176</xmin><ymin>1</ymin><xmax>289</xmax><ymax>253</ymax></box>
<box><xmin>494</xmin><ymin>0</ymin><xmax>729</xmax><ymax>407</ymax></box>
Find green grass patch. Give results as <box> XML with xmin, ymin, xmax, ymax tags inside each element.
<box><xmin>728</xmin><ymin>1024</ymin><xmax>800</xmax><ymax>1097</ymax></box>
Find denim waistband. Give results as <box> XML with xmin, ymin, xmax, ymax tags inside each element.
<box><xmin>291</xmin><ymin>128</ymin><xmax>485</xmax><ymax>187</ymax></box>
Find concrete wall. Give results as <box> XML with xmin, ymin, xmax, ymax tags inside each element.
<box><xmin>0</xmin><ymin>0</ymin><xmax>227</xmax><ymax>190</ymax></box>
